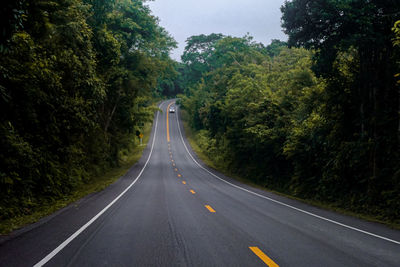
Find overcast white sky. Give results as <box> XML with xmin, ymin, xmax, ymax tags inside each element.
<box><xmin>147</xmin><ymin>0</ymin><xmax>288</xmax><ymax>61</ymax></box>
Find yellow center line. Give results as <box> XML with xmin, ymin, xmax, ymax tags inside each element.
<box><xmin>177</xmin><ymin>174</ymin><xmax>181</xmax><ymax>177</ymax></box>
<box><xmin>249</xmin><ymin>247</ymin><xmax>279</xmax><ymax>267</ymax></box>
<box><xmin>166</xmin><ymin>102</ymin><xmax>172</xmax><ymax>142</ymax></box>
<box><xmin>182</xmin><ymin>181</ymin><xmax>186</xmax><ymax>184</ymax></box>
<box><xmin>205</xmin><ymin>205</ymin><xmax>216</xmax><ymax>213</ymax></box>
<box><xmin>190</xmin><ymin>190</ymin><xmax>196</xmax><ymax>194</ymax></box>
<box><xmin>174</xmin><ymin>168</ymin><xmax>178</xmax><ymax>172</ymax></box>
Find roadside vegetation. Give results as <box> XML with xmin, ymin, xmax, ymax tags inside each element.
<box><xmin>0</xmin><ymin>122</ymin><xmax>152</xmax><ymax>234</ymax></box>
<box><xmin>179</xmin><ymin>1</ymin><xmax>400</xmax><ymax>225</ymax></box>
<box><xmin>0</xmin><ymin>0</ymin><xmax>178</xmax><ymax>233</ymax></box>
<box><xmin>1</xmin><ymin>0</ymin><xmax>399</xmax><ymax>233</ymax></box>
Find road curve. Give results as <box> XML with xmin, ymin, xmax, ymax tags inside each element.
<box><xmin>0</xmin><ymin>100</ymin><xmax>399</xmax><ymax>266</ymax></box>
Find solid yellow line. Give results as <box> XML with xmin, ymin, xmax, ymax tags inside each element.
<box><xmin>249</xmin><ymin>247</ymin><xmax>279</xmax><ymax>267</ymax></box>
<box><xmin>166</xmin><ymin>102</ymin><xmax>172</xmax><ymax>142</ymax></box>
<box><xmin>205</xmin><ymin>205</ymin><xmax>216</xmax><ymax>213</ymax></box>
<box><xmin>182</xmin><ymin>181</ymin><xmax>186</xmax><ymax>185</ymax></box>
<box><xmin>190</xmin><ymin>190</ymin><xmax>196</xmax><ymax>194</ymax></box>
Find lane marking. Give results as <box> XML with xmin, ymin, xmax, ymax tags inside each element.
<box><xmin>177</xmin><ymin>174</ymin><xmax>181</xmax><ymax>177</ymax></box>
<box><xmin>190</xmin><ymin>190</ymin><xmax>196</xmax><ymax>194</ymax></box>
<box><xmin>34</xmin><ymin>103</ymin><xmax>164</xmax><ymax>267</ymax></box>
<box><xmin>172</xmin><ymin>163</ymin><xmax>176</xmax><ymax>167</ymax></box>
<box><xmin>175</xmin><ymin>106</ymin><xmax>400</xmax><ymax>245</ymax></box>
<box><xmin>249</xmin><ymin>247</ymin><xmax>279</xmax><ymax>267</ymax></box>
<box><xmin>174</xmin><ymin>168</ymin><xmax>178</xmax><ymax>172</ymax></box>
<box><xmin>205</xmin><ymin>205</ymin><xmax>216</xmax><ymax>213</ymax></box>
<box><xmin>166</xmin><ymin>102</ymin><xmax>172</xmax><ymax>142</ymax></box>
<box><xmin>182</xmin><ymin>181</ymin><xmax>186</xmax><ymax>185</ymax></box>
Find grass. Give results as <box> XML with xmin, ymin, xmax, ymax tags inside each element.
<box><xmin>0</xmin><ymin>122</ymin><xmax>153</xmax><ymax>235</ymax></box>
<box><xmin>181</xmin><ymin>112</ymin><xmax>400</xmax><ymax>230</ymax></box>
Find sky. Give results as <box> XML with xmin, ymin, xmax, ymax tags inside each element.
<box><xmin>147</xmin><ymin>0</ymin><xmax>288</xmax><ymax>61</ymax></box>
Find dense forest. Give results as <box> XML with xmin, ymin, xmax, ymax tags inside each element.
<box><xmin>0</xmin><ymin>0</ymin><xmax>177</xmax><ymax>221</ymax></box>
<box><xmin>179</xmin><ymin>1</ymin><xmax>400</xmax><ymax>223</ymax></box>
<box><xmin>1</xmin><ymin>0</ymin><xmax>400</xmax><ymax>227</ymax></box>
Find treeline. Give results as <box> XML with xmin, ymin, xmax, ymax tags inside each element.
<box><xmin>0</xmin><ymin>0</ymin><xmax>176</xmax><ymax>220</ymax></box>
<box><xmin>180</xmin><ymin>1</ymin><xmax>400</xmax><ymax>222</ymax></box>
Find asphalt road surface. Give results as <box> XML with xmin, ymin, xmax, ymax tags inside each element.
<box><xmin>1</xmin><ymin>100</ymin><xmax>399</xmax><ymax>266</ymax></box>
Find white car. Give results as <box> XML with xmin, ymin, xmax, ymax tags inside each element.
<box><xmin>169</xmin><ymin>106</ymin><xmax>175</xmax><ymax>113</ymax></box>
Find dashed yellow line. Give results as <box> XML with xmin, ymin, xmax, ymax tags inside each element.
<box><xmin>190</xmin><ymin>190</ymin><xmax>196</xmax><ymax>194</ymax></box>
<box><xmin>177</xmin><ymin>174</ymin><xmax>181</xmax><ymax>177</ymax></box>
<box><xmin>182</xmin><ymin>181</ymin><xmax>186</xmax><ymax>185</ymax></box>
<box><xmin>205</xmin><ymin>205</ymin><xmax>216</xmax><ymax>213</ymax></box>
<box><xmin>249</xmin><ymin>247</ymin><xmax>279</xmax><ymax>267</ymax></box>
<box><xmin>174</xmin><ymin>168</ymin><xmax>178</xmax><ymax>172</ymax></box>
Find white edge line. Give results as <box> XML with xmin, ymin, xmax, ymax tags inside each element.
<box><xmin>175</xmin><ymin>105</ymin><xmax>400</xmax><ymax>245</ymax></box>
<box><xmin>34</xmin><ymin>103</ymin><xmax>163</xmax><ymax>267</ymax></box>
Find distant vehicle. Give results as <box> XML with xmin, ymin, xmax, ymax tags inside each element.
<box><xmin>169</xmin><ymin>106</ymin><xmax>175</xmax><ymax>113</ymax></box>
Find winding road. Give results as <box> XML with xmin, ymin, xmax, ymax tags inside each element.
<box><xmin>0</xmin><ymin>100</ymin><xmax>399</xmax><ymax>266</ymax></box>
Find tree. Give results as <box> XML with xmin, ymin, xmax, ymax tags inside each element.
<box><xmin>266</xmin><ymin>39</ymin><xmax>287</xmax><ymax>58</ymax></box>
<box><xmin>0</xmin><ymin>0</ymin><xmax>26</xmax><ymax>52</ymax></box>
<box><xmin>282</xmin><ymin>0</ymin><xmax>400</xmax><ymax>209</ymax></box>
<box><xmin>180</xmin><ymin>26</ymin><xmax>400</xmax><ymax>221</ymax></box>
<box><xmin>393</xmin><ymin>20</ymin><xmax>400</xmax><ymax>84</ymax></box>
<box><xmin>0</xmin><ymin>0</ymin><xmax>102</xmax><ymax>218</ymax></box>
<box><xmin>181</xmin><ymin>33</ymin><xmax>224</xmax><ymax>87</ymax></box>
<box><xmin>0</xmin><ymin>0</ymin><xmax>177</xmax><ymax>222</ymax></box>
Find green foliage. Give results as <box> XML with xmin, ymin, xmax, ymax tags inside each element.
<box><xmin>266</xmin><ymin>39</ymin><xmax>287</xmax><ymax>58</ymax></box>
<box><xmin>153</xmin><ymin>60</ymin><xmax>184</xmax><ymax>97</ymax></box>
<box><xmin>394</xmin><ymin>20</ymin><xmax>400</xmax><ymax>47</ymax></box>
<box><xmin>181</xmin><ymin>22</ymin><xmax>400</xmax><ymax>222</ymax></box>
<box><xmin>393</xmin><ymin>20</ymin><xmax>400</xmax><ymax>83</ymax></box>
<box><xmin>0</xmin><ymin>0</ymin><xmax>176</xmax><ymax>221</ymax></box>
<box><xmin>281</xmin><ymin>0</ymin><xmax>400</xmax><ymax>219</ymax></box>
<box><xmin>0</xmin><ymin>0</ymin><xmax>26</xmax><ymax>52</ymax></box>
<box><xmin>180</xmin><ymin>33</ymin><xmax>224</xmax><ymax>89</ymax></box>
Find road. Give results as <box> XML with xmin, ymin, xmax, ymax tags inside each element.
<box><xmin>0</xmin><ymin>100</ymin><xmax>399</xmax><ymax>266</ymax></box>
